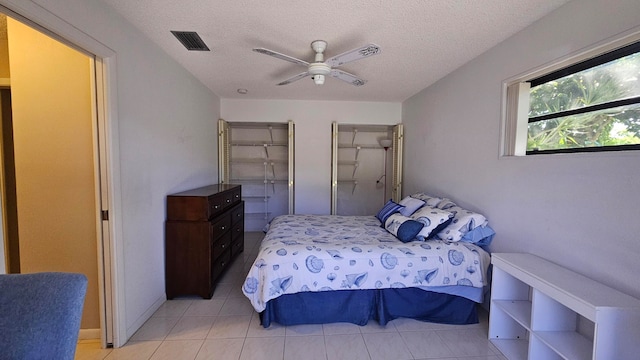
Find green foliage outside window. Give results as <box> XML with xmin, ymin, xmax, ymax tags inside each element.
<box><xmin>527</xmin><ymin>52</ymin><xmax>640</xmax><ymax>151</ymax></box>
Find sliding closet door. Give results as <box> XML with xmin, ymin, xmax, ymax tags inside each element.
<box><xmin>391</xmin><ymin>124</ymin><xmax>403</xmax><ymax>202</ymax></box>
<box><xmin>331</xmin><ymin>123</ymin><xmax>403</xmax><ymax>216</ymax></box>
<box><xmin>218</xmin><ymin>120</ymin><xmax>294</xmax><ymax>231</ymax></box>
<box><xmin>218</xmin><ymin>119</ymin><xmax>229</xmax><ymax>184</ymax></box>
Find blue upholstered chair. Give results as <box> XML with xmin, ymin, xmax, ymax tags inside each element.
<box><xmin>0</xmin><ymin>272</ymin><xmax>88</xmax><ymax>360</ymax></box>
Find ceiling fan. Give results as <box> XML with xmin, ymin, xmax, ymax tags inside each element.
<box><xmin>253</xmin><ymin>40</ymin><xmax>381</xmax><ymax>86</ymax></box>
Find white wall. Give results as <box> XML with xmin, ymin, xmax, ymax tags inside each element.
<box><xmin>402</xmin><ymin>0</ymin><xmax>640</xmax><ymax>300</ymax></box>
<box><xmin>3</xmin><ymin>0</ymin><xmax>220</xmax><ymax>343</ymax></box>
<box><xmin>222</xmin><ymin>99</ymin><xmax>401</xmax><ymax>214</ymax></box>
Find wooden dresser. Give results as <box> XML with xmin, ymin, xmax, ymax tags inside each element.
<box><xmin>165</xmin><ymin>184</ymin><xmax>244</xmax><ymax>299</ymax></box>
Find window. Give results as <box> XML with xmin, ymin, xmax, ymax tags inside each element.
<box><xmin>504</xmin><ymin>39</ymin><xmax>640</xmax><ymax>155</ymax></box>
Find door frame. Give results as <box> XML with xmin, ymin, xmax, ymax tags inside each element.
<box><xmin>0</xmin><ymin>0</ymin><xmax>125</xmax><ymax>347</ymax></box>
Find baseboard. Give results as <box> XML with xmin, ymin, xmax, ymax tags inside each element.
<box><xmin>78</xmin><ymin>328</ymin><xmax>101</xmax><ymax>340</ymax></box>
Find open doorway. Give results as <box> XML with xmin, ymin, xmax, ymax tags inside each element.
<box><xmin>0</xmin><ymin>13</ymin><xmax>113</xmax><ymax>345</ymax></box>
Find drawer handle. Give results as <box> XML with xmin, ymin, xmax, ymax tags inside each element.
<box><xmin>226</xmin><ymin>199</ymin><xmax>231</xmax><ymax>203</ymax></box>
<box><xmin>235</xmin><ymin>194</ymin><xmax>239</xmax><ymax>198</ymax></box>
<box><xmin>236</xmin><ymin>228</ymin><xmax>240</xmax><ymax>232</ymax></box>
<box><xmin>221</xmin><ymin>244</ymin><xmax>226</xmax><ymax>249</ymax></box>
<box><xmin>214</xmin><ymin>205</ymin><xmax>219</xmax><ymax>209</ymax></box>
<box><xmin>221</xmin><ymin>262</ymin><xmax>226</xmax><ymax>268</ymax></box>
<box><xmin>221</xmin><ymin>226</ymin><xmax>225</xmax><ymax>230</ymax></box>
<box><xmin>236</xmin><ymin>213</ymin><xmax>241</xmax><ymax>217</ymax></box>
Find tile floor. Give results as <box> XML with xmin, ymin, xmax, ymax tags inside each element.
<box><xmin>75</xmin><ymin>232</ymin><xmax>506</xmax><ymax>360</ymax></box>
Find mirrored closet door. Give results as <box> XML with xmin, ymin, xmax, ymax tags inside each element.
<box><xmin>218</xmin><ymin>120</ymin><xmax>294</xmax><ymax>231</ymax></box>
<box><xmin>331</xmin><ymin>123</ymin><xmax>403</xmax><ymax>215</ymax></box>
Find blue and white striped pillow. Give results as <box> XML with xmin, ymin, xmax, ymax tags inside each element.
<box><xmin>375</xmin><ymin>200</ymin><xmax>404</xmax><ymax>224</ymax></box>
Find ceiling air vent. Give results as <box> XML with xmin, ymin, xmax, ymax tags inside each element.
<box><xmin>171</xmin><ymin>31</ymin><xmax>210</xmax><ymax>51</ymax></box>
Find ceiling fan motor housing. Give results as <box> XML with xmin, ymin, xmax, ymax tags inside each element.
<box><xmin>308</xmin><ymin>62</ymin><xmax>331</xmax><ymax>75</ymax></box>
<box><xmin>309</xmin><ymin>65</ymin><xmax>329</xmax><ymax>84</ymax></box>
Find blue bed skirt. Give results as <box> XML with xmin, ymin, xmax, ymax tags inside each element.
<box><xmin>260</xmin><ymin>287</ymin><xmax>478</xmax><ymax>328</ymax></box>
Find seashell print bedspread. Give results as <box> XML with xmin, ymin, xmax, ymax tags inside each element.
<box><xmin>242</xmin><ymin>214</ymin><xmax>491</xmax><ymax>312</ymax></box>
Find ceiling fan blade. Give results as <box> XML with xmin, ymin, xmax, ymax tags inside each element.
<box><xmin>253</xmin><ymin>48</ymin><xmax>309</xmax><ymax>67</ymax></box>
<box><xmin>326</xmin><ymin>44</ymin><xmax>381</xmax><ymax>67</ymax></box>
<box><xmin>277</xmin><ymin>72</ymin><xmax>311</xmax><ymax>86</ymax></box>
<box><xmin>330</xmin><ymin>69</ymin><xmax>367</xmax><ymax>86</ymax></box>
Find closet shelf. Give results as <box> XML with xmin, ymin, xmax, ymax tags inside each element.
<box><xmin>227</xmin><ymin>122</ymin><xmax>287</xmax><ymax>130</ymax></box>
<box><xmin>231</xmin><ymin>158</ymin><xmax>287</xmax><ymax>164</ymax></box>
<box><xmin>230</xmin><ymin>178</ymin><xmax>288</xmax><ymax>183</ymax></box>
<box><xmin>338</xmin><ymin>144</ymin><xmax>383</xmax><ymax>149</ymax></box>
<box><xmin>231</xmin><ymin>140</ymin><xmax>287</xmax><ymax>147</ymax></box>
<box><xmin>338</xmin><ymin>125</ymin><xmax>392</xmax><ymax>133</ymax></box>
<box><xmin>338</xmin><ymin>161</ymin><xmax>359</xmax><ymax>166</ymax></box>
<box><xmin>243</xmin><ymin>195</ymin><xmax>271</xmax><ymax>200</ymax></box>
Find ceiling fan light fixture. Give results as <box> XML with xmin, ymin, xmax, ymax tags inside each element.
<box><xmin>308</xmin><ymin>62</ymin><xmax>330</xmax><ymax>85</ymax></box>
<box><xmin>312</xmin><ymin>75</ymin><xmax>325</xmax><ymax>85</ymax></box>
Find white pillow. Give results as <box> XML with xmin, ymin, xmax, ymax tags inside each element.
<box><xmin>436</xmin><ymin>206</ymin><xmax>488</xmax><ymax>241</ymax></box>
<box><xmin>410</xmin><ymin>193</ymin><xmax>452</xmax><ymax>208</ymax></box>
<box><xmin>398</xmin><ymin>196</ymin><xmax>425</xmax><ymax>216</ymax></box>
<box><xmin>410</xmin><ymin>207</ymin><xmax>454</xmax><ymax>240</ymax></box>
<box><xmin>434</xmin><ymin>198</ymin><xmax>456</xmax><ymax>210</ymax></box>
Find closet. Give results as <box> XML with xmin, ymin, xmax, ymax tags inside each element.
<box><xmin>218</xmin><ymin>120</ymin><xmax>294</xmax><ymax>231</ymax></box>
<box><xmin>331</xmin><ymin>123</ymin><xmax>403</xmax><ymax>215</ymax></box>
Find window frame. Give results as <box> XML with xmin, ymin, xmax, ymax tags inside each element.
<box><xmin>502</xmin><ymin>32</ymin><xmax>640</xmax><ymax>157</ymax></box>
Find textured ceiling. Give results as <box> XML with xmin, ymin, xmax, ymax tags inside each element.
<box><xmin>100</xmin><ymin>0</ymin><xmax>571</xmax><ymax>102</ymax></box>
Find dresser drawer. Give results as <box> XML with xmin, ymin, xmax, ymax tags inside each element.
<box><xmin>208</xmin><ymin>193</ymin><xmax>225</xmax><ymax>218</ymax></box>
<box><xmin>231</xmin><ymin>188</ymin><xmax>242</xmax><ymax>204</ymax></box>
<box><xmin>231</xmin><ymin>203</ymin><xmax>244</xmax><ymax>225</ymax></box>
<box><xmin>231</xmin><ymin>221</ymin><xmax>243</xmax><ymax>240</ymax></box>
<box><xmin>212</xmin><ymin>231</ymin><xmax>231</xmax><ymax>261</ymax></box>
<box><xmin>221</xmin><ymin>190</ymin><xmax>235</xmax><ymax>210</ymax></box>
<box><xmin>211</xmin><ymin>249</ymin><xmax>231</xmax><ymax>282</ymax></box>
<box><xmin>210</xmin><ymin>215</ymin><xmax>231</xmax><ymax>242</ymax></box>
<box><xmin>231</xmin><ymin>233</ymin><xmax>244</xmax><ymax>257</ymax></box>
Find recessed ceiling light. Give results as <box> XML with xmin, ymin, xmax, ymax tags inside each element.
<box><xmin>237</xmin><ymin>89</ymin><xmax>248</xmax><ymax>94</ymax></box>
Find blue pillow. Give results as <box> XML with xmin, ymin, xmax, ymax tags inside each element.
<box><xmin>384</xmin><ymin>213</ymin><xmax>424</xmax><ymax>243</ymax></box>
<box><xmin>375</xmin><ymin>200</ymin><xmax>404</xmax><ymax>224</ymax></box>
<box><xmin>461</xmin><ymin>225</ymin><xmax>495</xmax><ymax>247</ymax></box>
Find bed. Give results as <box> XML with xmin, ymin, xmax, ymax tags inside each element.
<box><xmin>242</xmin><ymin>193</ymin><xmax>495</xmax><ymax>328</ymax></box>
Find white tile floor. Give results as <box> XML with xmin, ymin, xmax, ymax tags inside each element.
<box><xmin>75</xmin><ymin>232</ymin><xmax>507</xmax><ymax>360</ymax></box>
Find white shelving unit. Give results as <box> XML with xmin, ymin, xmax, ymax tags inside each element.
<box><xmin>489</xmin><ymin>253</ymin><xmax>640</xmax><ymax>360</ymax></box>
<box><xmin>330</xmin><ymin>123</ymin><xmax>403</xmax><ymax>215</ymax></box>
<box><xmin>218</xmin><ymin>120</ymin><xmax>294</xmax><ymax>231</ymax></box>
